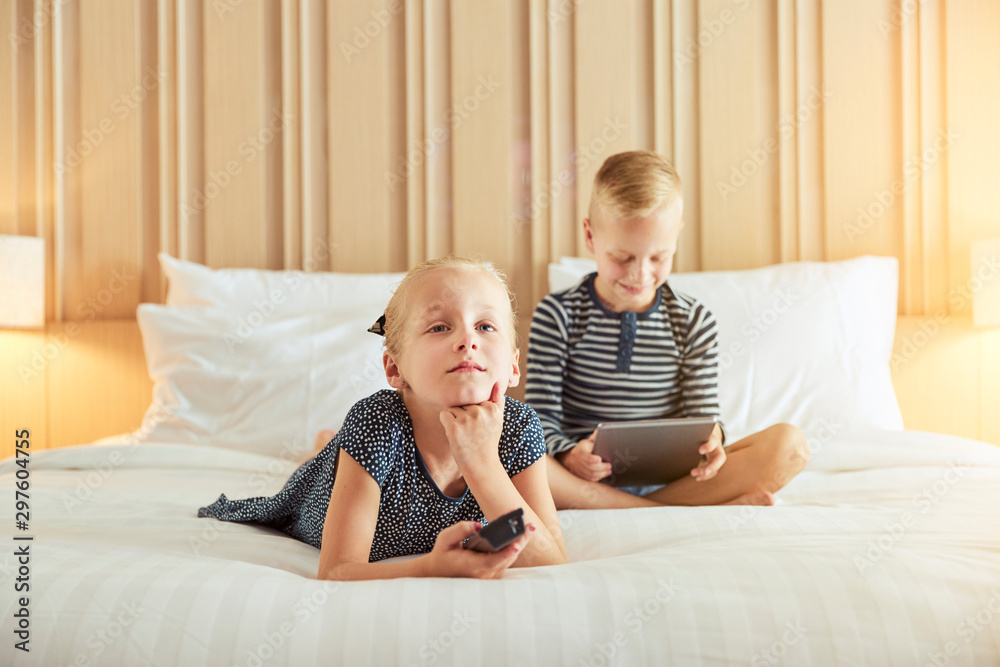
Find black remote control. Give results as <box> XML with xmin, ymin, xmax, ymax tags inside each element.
<box><xmin>462</xmin><ymin>508</ymin><xmax>526</xmax><ymax>553</ymax></box>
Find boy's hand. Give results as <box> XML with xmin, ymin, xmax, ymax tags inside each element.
<box><xmin>440</xmin><ymin>381</ymin><xmax>506</xmax><ymax>478</ymax></box>
<box><xmin>556</xmin><ymin>429</ymin><xmax>612</xmax><ymax>482</ymax></box>
<box><xmin>424</xmin><ymin>521</ymin><xmax>532</xmax><ymax>579</ymax></box>
<box><xmin>691</xmin><ymin>423</ymin><xmax>725</xmax><ymax>481</ymax></box>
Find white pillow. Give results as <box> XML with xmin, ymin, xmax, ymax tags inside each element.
<box><xmin>545</xmin><ymin>256</ymin><xmax>903</xmax><ymax>441</ymax></box>
<box><xmin>133</xmin><ymin>304</ymin><xmax>392</xmax><ymax>459</ymax></box>
<box><xmin>159</xmin><ymin>252</ymin><xmax>406</xmax><ymax>316</ymax></box>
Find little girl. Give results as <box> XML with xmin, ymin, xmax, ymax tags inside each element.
<box><xmin>199</xmin><ymin>257</ymin><xmax>568</xmax><ymax>579</ymax></box>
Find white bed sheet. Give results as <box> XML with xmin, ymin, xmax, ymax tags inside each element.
<box><xmin>2</xmin><ymin>429</ymin><xmax>999</xmax><ymax>666</ymax></box>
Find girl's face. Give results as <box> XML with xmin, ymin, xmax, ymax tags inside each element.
<box><xmin>584</xmin><ymin>198</ymin><xmax>684</xmax><ymax>312</ymax></box>
<box><xmin>384</xmin><ymin>267</ymin><xmax>520</xmax><ymax>408</ymax></box>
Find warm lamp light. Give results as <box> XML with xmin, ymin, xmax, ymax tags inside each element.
<box><xmin>0</xmin><ymin>235</ymin><xmax>45</xmax><ymax>328</ymax></box>
<box><xmin>972</xmin><ymin>238</ymin><xmax>1000</xmax><ymax>328</ymax></box>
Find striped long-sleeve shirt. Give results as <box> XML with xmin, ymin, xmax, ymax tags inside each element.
<box><xmin>525</xmin><ymin>273</ymin><xmax>724</xmax><ymax>455</ymax></box>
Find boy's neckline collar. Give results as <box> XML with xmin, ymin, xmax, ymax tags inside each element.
<box><xmin>585</xmin><ymin>273</ymin><xmax>665</xmax><ymax>319</ymax></box>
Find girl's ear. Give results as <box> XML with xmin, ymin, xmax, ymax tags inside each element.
<box><xmin>383</xmin><ymin>351</ymin><xmax>405</xmax><ymax>389</ymax></box>
<box><xmin>508</xmin><ymin>348</ymin><xmax>521</xmax><ymax>388</ymax></box>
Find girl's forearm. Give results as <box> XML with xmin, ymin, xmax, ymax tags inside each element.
<box><xmin>508</xmin><ymin>513</ymin><xmax>567</xmax><ymax>567</ymax></box>
<box><xmin>464</xmin><ymin>463</ymin><xmax>567</xmax><ymax>567</ymax></box>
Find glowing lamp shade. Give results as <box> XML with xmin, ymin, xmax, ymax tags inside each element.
<box><xmin>0</xmin><ymin>235</ymin><xmax>45</xmax><ymax>328</ymax></box>
<box><xmin>972</xmin><ymin>238</ymin><xmax>1000</xmax><ymax>328</ymax></box>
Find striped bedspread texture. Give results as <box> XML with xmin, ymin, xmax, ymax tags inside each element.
<box><xmin>1</xmin><ymin>428</ymin><xmax>999</xmax><ymax>666</ymax></box>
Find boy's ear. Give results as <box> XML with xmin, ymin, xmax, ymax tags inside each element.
<box><xmin>509</xmin><ymin>348</ymin><xmax>521</xmax><ymax>388</ymax></box>
<box><xmin>383</xmin><ymin>351</ymin><xmax>405</xmax><ymax>389</ymax></box>
<box><xmin>583</xmin><ymin>218</ymin><xmax>596</xmax><ymax>254</ymax></box>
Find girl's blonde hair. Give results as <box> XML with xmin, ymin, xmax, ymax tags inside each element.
<box><xmin>588</xmin><ymin>150</ymin><xmax>683</xmax><ymax>220</ymax></box>
<box><xmin>383</xmin><ymin>256</ymin><xmax>518</xmax><ymax>358</ymax></box>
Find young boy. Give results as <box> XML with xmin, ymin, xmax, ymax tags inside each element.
<box><xmin>526</xmin><ymin>150</ymin><xmax>808</xmax><ymax>508</ymax></box>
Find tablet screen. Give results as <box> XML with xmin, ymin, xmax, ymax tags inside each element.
<box><xmin>592</xmin><ymin>417</ymin><xmax>718</xmax><ymax>487</ymax></box>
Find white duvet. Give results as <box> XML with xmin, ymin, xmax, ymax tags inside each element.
<box><xmin>2</xmin><ymin>429</ymin><xmax>999</xmax><ymax>667</ymax></box>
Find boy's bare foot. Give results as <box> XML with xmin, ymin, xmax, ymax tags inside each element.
<box><xmin>299</xmin><ymin>429</ymin><xmax>337</xmax><ymax>464</ymax></box>
<box><xmin>721</xmin><ymin>491</ymin><xmax>776</xmax><ymax>506</ymax></box>
<box><xmin>314</xmin><ymin>429</ymin><xmax>336</xmax><ymax>455</ymax></box>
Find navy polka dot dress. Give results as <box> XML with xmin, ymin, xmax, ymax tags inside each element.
<box><xmin>198</xmin><ymin>390</ymin><xmax>547</xmax><ymax>562</ymax></box>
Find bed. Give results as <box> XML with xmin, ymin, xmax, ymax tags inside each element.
<box><xmin>3</xmin><ymin>254</ymin><xmax>999</xmax><ymax>666</ymax></box>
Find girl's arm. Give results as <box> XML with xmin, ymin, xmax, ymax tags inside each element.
<box><xmin>441</xmin><ymin>384</ymin><xmax>568</xmax><ymax>568</ymax></box>
<box><xmin>508</xmin><ymin>455</ymin><xmax>567</xmax><ymax>565</ymax></box>
<box><xmin>461</xmin><ymin>455</ymin><xmax>567</xmax><ymax>567</ymax></box>
<box><xmin>317</xmin><ymin>449</ymin><xmax>532</xmax><ymax>581</ymax></box>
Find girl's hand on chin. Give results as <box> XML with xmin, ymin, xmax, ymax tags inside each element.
<box><xmin>439</xmin><ymin>381</ymin><xmax>505</xmax><ymax>477</ymax></box>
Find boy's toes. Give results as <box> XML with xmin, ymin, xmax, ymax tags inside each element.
<box><xmin>723</xmin><ymin>491</ymin><xmax>776</xmax><ymax>506</ymax></box>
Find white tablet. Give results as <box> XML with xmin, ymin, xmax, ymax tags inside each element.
<box><xmin>591</xmin><ymin>417</ymin><xmax>719</xmax><ymax>487</ymax></box>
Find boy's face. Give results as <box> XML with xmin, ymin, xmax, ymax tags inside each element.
<box><xmin>384</xmin><ymin>267</ymin><xmax>520</xmax><ymax>409</ymax></box>
<box><xmin>584</xmin><ymin>198</ymin><xmax>684</xmax><ymax>312</ymax></box>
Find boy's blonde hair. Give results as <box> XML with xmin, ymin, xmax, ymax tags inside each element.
<box><xmin>382</xmin><ymin>255</ymin><xmax>518</xmax><ymax>358</ymax></box>
<box><xmin>588</xmin><ymin>150</ymin><xmax>683</xmax><ymax>221</ymax></box>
